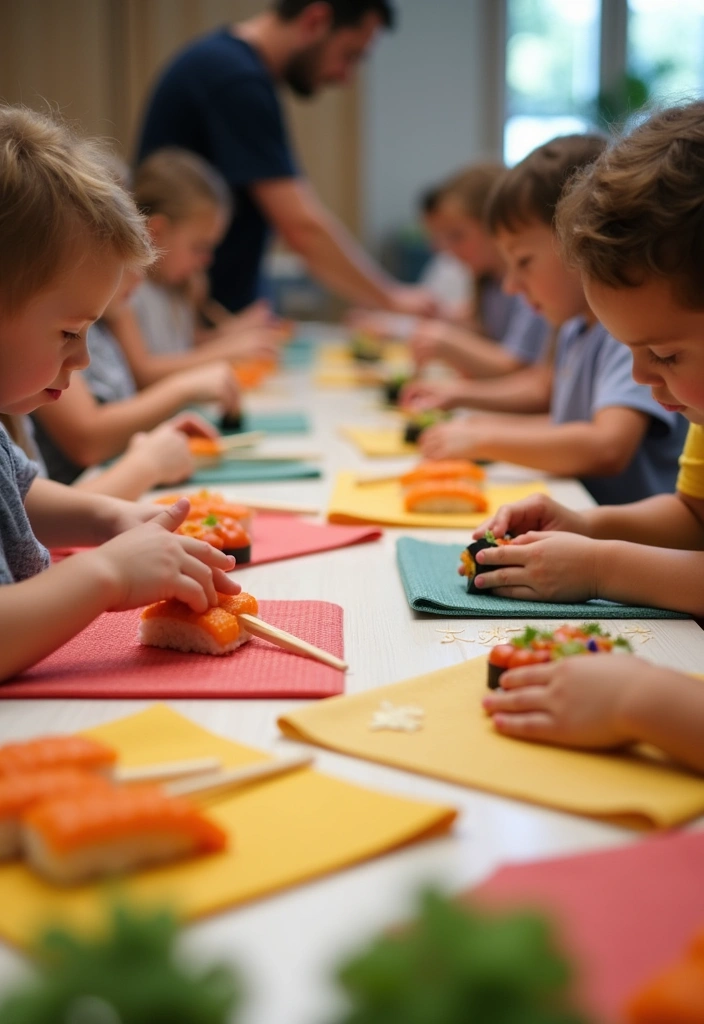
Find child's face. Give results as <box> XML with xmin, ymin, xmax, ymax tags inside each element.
<box><xmin>432</xmin><ymin>199</ymin><xmax>498</xmax><ymax>274</ymax></box>
<box><xmin>496</xmin><ymin>221</ymin><xmax>587</xmax><ymax>326</ymax></box>
<box><xmin>0</xmin><ymin>249</ymin><xmax>123</xmax><ymax>415</ymax></box>
<box><xmin>150</xmin><ymin>203</ymin><xmax>228</xmax><ymax>286</ymax></box>
<box><xmin>584</xmin><ymin>275</ymin><xmax>704</xmax><ymax>425</ymax></box>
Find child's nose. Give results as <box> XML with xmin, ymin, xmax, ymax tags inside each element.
<box><xmin>631</xmin><ymin>351</ymin><xmax>659</xmax><ymax>386</ymax></box>
<box><xmin>66</xmin><ymin>336</ymin><xmax>90</xmax><ymax>373</ymax></box>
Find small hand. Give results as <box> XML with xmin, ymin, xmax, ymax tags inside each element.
<box><xmin>179</xmin><ymin>360</ymin><xmax>241</xmax><ymax>414</ymax></box>
<box><xmin>472</xmin><ymin>531</ymin><xmax>600</xmax><ymax>602</ymax></box>
<box><xmin>387</xmin><ymin>285</ymin><xmax>439</xmax><ymax>318</ymax></box>
<box><xmin>129</xmin><ymin>424</ymin><xmax>195</xmax><ymax>486</ymax></box>
<box><xmin>482</xmin><ymin>654</ymin><xmax>646</xmax><ymax>749</ymax></box>
<box><xmin>472</xmin><ymin>494</ymin><xmax>589</xmax><ymax>541</ymax></box>
<box><xmin>419</xmin><ymin>420</ymin><xmax>475</xmax><ymax>461</ymax></box>
<box><xmin>400</xmin><ymin>379</ymin><xmax>466</xmax><ymax>413</ymax></box>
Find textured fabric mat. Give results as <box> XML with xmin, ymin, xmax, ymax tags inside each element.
<box><xmin>472</xmin><ymin>831</ymin><xmax>704</xmax><ymax>1023</ymax></box>
<box><xmin>189</xmin><ymin>459</ymin><xmax>321</xmax><ymax>485</ymax></box>
<box><xmin>2</xmin><ymin>601</ymin><xmax>345</xmax><ymax>699</ymax></box>
<box><xmin>396</xmin><ymin>537</ymin><xmax>689</xmax><ymax>618</ymax></box>
<box><xmin>0</xmin><ymin>705</ymin><xmax>457</xmax><ymax>952</ymax></box>
<box><xmin>279</xmin><ymin>657</ymin><xmax>704</xmax><ymax>829</ymax></box>
<box><xmin>341</xmin><ymin>426</ymin><xmax>418</xmax><ymax>458</ymax></box>
<box><xmin>198</xmin><ymin>409</ymin><xmax>309</xmax><ymax>435</ymax></box>
<box><xmin>328</xmin><ymin>473</ymin><xmax>549</xmax><ymax>529</ymax></box>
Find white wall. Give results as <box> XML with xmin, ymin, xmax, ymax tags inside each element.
<box><xmin>361</xmin><ymin>0</ymin><xmax>505</xmax><ymax>253</ymax></box>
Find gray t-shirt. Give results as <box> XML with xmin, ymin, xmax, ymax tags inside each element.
<box><xmin>0</xmin><ymin>427</ymin><xmax>50</xmax><ymax>583</ymax></box>
<box><xmin>131</xmin><ymin>279</ymin><xmax>195</xmax><ymax>356</ymax></box>
<box><xmin>551</xmin><ymin>317</ymin><xmax>688</xmax><ymax>504</ymax></box>
<box><xmin>479</xmin><ymin>277</ymin><xmax>552</xmax><ymax>364</ymax></box>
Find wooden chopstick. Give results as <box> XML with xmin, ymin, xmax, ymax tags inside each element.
<box><xmin>354</xmin><ymin>473</ymin><xmax>403</xmax><ymax>487</ymax></box>
<box><xmin>164</xmin><ymin>753</ymin><xmax>314</xmax><ymax>799</ymax></box>
<box><xmin>238</xmin><ymin>613</ymin><xmax>348</xmax><ymax>670</ymax></box>
<box><xmin>238</xmin><ymin>499</ymin><xmax>320</xmax><ymax>515</ymax></box>
<box><xmin>217</xmin><ymin>450</ymin><xmax>322</xmax><ymax>463</ymax></box>
<box><xmin>113</xmin><ymin>756</ymin><xmax>221</xmax><ymax>784</ymax></box>
<box><xmin>217</xmin><ymin>431</ymin><xmax>266</xmax><ymax>450</ymax></box>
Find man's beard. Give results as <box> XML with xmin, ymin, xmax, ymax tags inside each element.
<box><xmin>283</xmin><ymin>42</ymin><xmax>325</xmax><ymax>98</ymax></box>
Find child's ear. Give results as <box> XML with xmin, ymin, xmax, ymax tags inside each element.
<box><xmin>147</xmin><ymin>213</ymin><xmax>172</xmax><ymax>246</ymax></box>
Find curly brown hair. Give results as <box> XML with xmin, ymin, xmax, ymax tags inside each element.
<box><xmin>555</xmin><ymin>101</ymin><xmax>704</xmax><ymax>308</ymax></box>
<box><xmin>486</xmin><ymin>134</ymin><xmax>607</xmax><ymax>234</ymax></box>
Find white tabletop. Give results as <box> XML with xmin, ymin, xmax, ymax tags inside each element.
<box><xmin>1</xmin><ymin>340</ymin><xmax>703</xmax><ymax>1023</ymax></box>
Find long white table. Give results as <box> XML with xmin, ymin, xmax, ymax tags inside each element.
<box><xmin>1</xmin><ymin>345</ymin><xmax>703</xmax><ymax>1023</ymax></box>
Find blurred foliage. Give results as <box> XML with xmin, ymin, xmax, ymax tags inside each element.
<box><xmin>594</xmin><ymin>60</ymin><xmax>676</xmax><ymax>132</ymax></box>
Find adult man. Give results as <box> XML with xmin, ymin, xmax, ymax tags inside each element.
<box><xmin>137</xmin><ymin>0</ymin><xmax>435</xmax><ymax>314</ymax></box>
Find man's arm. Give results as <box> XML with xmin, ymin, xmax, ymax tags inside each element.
<box><xmin>252</xmin><ymin>178</ymin><xmax>435</xmax><ymax>315</ymax></box>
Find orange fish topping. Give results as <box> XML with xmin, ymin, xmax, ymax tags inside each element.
<box><xmin>0</xmin><ymin>769</ymin><xmax>114</xmax><ymax>821</ymax></box>
<box><xmin>141</xmin><ymin>592</ymin><xmax>259</xmax><ymax>646</ymax></box>
<box><xmin>0</xmin><ymin>736</ymin><xmax>116</xmax><ymax>777</ymax></box>
<box><xmin>403</xmin><ymin>481</ymin><xmax>489</xmax><ymax>513</ymax></box>
<box><xmin>401</xmin><ymin>460</ymin><xmax>486</xmax><ymax>485</ymax></box>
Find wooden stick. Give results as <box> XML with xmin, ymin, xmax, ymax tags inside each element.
<box><xmin>164</xmin><ymin>753</ymin><xmax>314</xmax><ymax>799</ymax></box>
<box><xmin>113</xmin><ymin>757</ymin><xmax>221</xmax><ymax>784</ymax></box>
<box><xmin>238</xmin><ymin>613</ymin><xmax>348</xmax><ymax>670</ymax></box>
<box><xmin>241</xmin><ymin>499</ymin><xmax>320</xmax><ymax>516</ymax></box>
<box><xmin>218</xmin><ymin>450</ymin><xmax>322</xmax><ymax>463</ymax></box>
<box><xmin>354</xmin><ymin>472</ymin><xmax>403</xmax><ymax>487</ymax></box>
<box><xmin>217</xmin><ymin>431</ymin><xmax>266</xmax><ymax>450</ymax></box>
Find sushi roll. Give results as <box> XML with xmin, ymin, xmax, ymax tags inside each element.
<box><xmin>383</xmin><ymin>373</ymin><xmax>412</xmax><ymax>406</ymax></box>
<box><xmin>0</xmin><ymin>768</ymin><xmax>113</xmax><ymax>860</ymax></box>
<box><xmin>139</xmin><ymin>591</ymin><xmax>259</xmax><ymax>656</ymax></box>
<box><xmin>178</xmin><ymin>514</ymin><xmax>252</xmax><ymax>564</ymax></box>
<box><xmin>401</xmin><ymin>460</ymin><xmax>486</xmax><ymax>486</ymax></box>
<box><xmin>349</xmin><ymin>332</ymin><xmax>383</xmax><ymax>363</ymax></box>
<box><xmin>404</xmin><ymin>481</ymin><xmax>489</xmax><ymax>515</ymax></box>
<box><xmin>219</xmin><ymin>410</ymin><xmax>244</xmax><ymax>433</ymax></box>
<box><xmin>461</xmin><ymin>530</ymin><xmax>512</xmax><ymax>594</ymax></box>
<box><xmin>403</xmin><ymin>410</ymin><xmax>449</xmax><ymax>444</ymax></box>
<box><xmin>486</xmin><ymin>623</ymin><xmax>633</xmax><ymax>690</ymax></box>
<box><xmin>23</xmin><ymin>785</ymin><xmax>228</xmax><ymax>885</ymax></box>
<box><xmin>0</xmin><ymin>735</ymin><xmax>117</xmax><ymax>778</ymax></box>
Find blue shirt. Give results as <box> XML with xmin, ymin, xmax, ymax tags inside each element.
<box><xmin>479</xmin><ymin>278</ymin><xmax>552</xmax><ymax>364</ymax></box>
<box><xmin>0</xmin><ymin>427</ymin><xmax>49</xmax><ymax>584</ymax></box>
<box><xmin>551</xmin><ymin>317</ymin><xmax>687</xmax><ymax>504</ymax></box>
<box><xmin>137</xmin><ymin>28</ymin><xmax>297</xmax><ymax>312</ymax></box>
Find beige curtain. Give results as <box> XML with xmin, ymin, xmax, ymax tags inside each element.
<box><xmin>0</xmin><ymin>0</ymin><xmax>360</xmax><ymax>232</ymax></box>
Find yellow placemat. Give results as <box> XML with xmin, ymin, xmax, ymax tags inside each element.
<box><xmin>327</xmin><ymin>472</ymin><xmax>549</xmax><ymax>528</ymax></box>
<box><xmin>314</xmin><ymin>343</ymin><xmax>410</xmax><ymax>389</ymax></box>
<box><xmin>341</xmin><ymin>426</ymin><xmax>418</xmax><ymax>458</ymax></box>
<box><xmin>0</xmin><ymin>705</ymin><xmax>456</xmax><ymax>951</ymax></box>
<box><xmin>279</xmin><ymin>658</ymin><xmax>704</xmax><ymax>830</ymax></box>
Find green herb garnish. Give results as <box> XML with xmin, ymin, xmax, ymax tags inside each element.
<box><xmin>614</xmin><ymin>636</ymin><xmax>633</xmax><ymax>651</ymax></box>
<box><xmin>581</xmin><ymin>623</ymin><xmax>605</xmax><ymax>636</ymax></box>
<box><xmin>484</xmin><ymin>529</ymin><xmax>497</xmax><ymax>545</ymax></box>
<box><xmin>202</xmin><ymin>514</ymin><xmax>218</xmax><ymax>527</ymax></box>
<box><xmin>512</xmin><ymin>626</ymin><xmax>540</xmax><ymax>648</ymax></box>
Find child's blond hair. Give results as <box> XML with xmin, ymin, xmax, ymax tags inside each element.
<box><xmin>556</xmin><ymin>101</ymin><xmax>704</xmax><ymax>308</ymax></box>
<box><xmin>133</xmin><ymin>148</ymin><xmax>232</xmax><ymax>224</ymax></box>
<box><xmin>0</xmin><ymin>105</ymin><xmax>154</xmax><ymax>316</ymax></box>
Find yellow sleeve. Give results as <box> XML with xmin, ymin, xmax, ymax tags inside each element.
<box><xmin>676</xmin><ymin>423</ymin><xmax>704</xmax><ymax>498</ymax></box>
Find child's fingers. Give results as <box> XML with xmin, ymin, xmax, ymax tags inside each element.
<box><xmin>211</xmin><ymin>568</ymin><xmax>241</xmax><ymax>594</ymax></box>
<box><xmin>498</xmin><ymin>663</ymin><xmax>556</xmax><ymax>689</ymax></box>
<box><xmin>180</xmin><ymin>553</ymin><xmax>220</xmax><ymax>608</ymax></box>
<box><xmin>169</xmin><ymin>574</ymin><xmax>213</xmax><ymax>614</ymax></box>
<box><xmin>507</xmin><ymin>530</ymin><xmax>555</xmax><ymax>547</ymax></box>
<box><xmin>475</xmin><ymin>543</ymin><xmax>530</xmax><ymax>567</ymax></box>
<box><xmin>169</xmin><ymin>411</ymin><xmax>219</xmax><ymax>439</ymax></box>
<box><xmin>153</xmin><ymin>498</ymin><xmax>191</xmax><ymax>532</ymax></box>
<box><xmin>472</xmin><ymin>566</ymin><xmax>527</xmax><ymax>590</ymax></box>
<box><xmin>178</xmin><ymin>536</ymin><xmax>236</xmax><ymax>572</ymax></box>
<box><xmin>491</xmin><ymin>711</ymin><xmax>557</xmax><ymax>742</ymax></box>
<box><xmin>483</xmin><ymin>684</ymin><xmax>550</xmax><ymax>714</ymax></box>
<box><xmin>483</xmin><ymin>584</ymin><xmax>536</xmax><ymax>600</ymax></box>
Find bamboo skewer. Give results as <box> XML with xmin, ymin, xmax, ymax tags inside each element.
<box><xmin>113</xmin><ymin>757</ymin><xmax>221</xmax><ymax>784</ymax></box>
<box><xmin>164</xmin><ymin>753</ymin><xmax>314</xmax><ymax>799</ymax></box>
<box><xmin>217</xmin><ymin>450</ymin><xmax>322</xmax><ymax>463</ymax></box>
<box><xmin>238</xmin><ymin>613</ymin><xmax>348</xmax><ymax>671</ymax></box>
<box><xmin>236</xmin><ymin>498</ymin><xmax>320</xmax><ymax>516</ymax></box>
<box><xmin>354</xmin><ymin>472</ymin><xmax>405</xmax><ymax>487</ymax></box>
<box><xmin>217</xmin><ymin>431</ymin><xmax>266</xmax><ymax>449</ymax></box>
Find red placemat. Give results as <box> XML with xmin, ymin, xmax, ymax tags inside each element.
<box><xmin>470</xmin><ymin>830</ymin><xmax>704</xmax><ymax>1023</ymax></box>
<box><xmin>51</xmin><ymin>516</ymin><xmax>382</xmax><ymax>569</ymax></box>
<box><xmin>1</xmin><ymin>601</ymin><xmax>345</xmax><ymax>700</ymax></box>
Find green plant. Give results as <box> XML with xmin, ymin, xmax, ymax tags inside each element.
<box><xmin>331</xmin><ymin>889</ymin><xmax>592</xmax><ymax>1024</ymax></box>
<box><xmin>0</xmin><ymin>903</ymin><xmax>241</xmax><ymax>1024</ymax></box>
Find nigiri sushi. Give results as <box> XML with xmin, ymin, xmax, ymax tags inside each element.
<box><xmin>23</xmin><ymin>785</ymin><xmax>228</xmax><ymax>885</ymax></box>
<box><xmin>0</xmin><ymin>768</ymin><xmax>113</xmax><ymax>860</ymax></box>
<box><xmin>187</xmin><ymin>437</ymin><xmax>225</xmax><ymax>459</ymax></box>
<box><xmin>0</xmin><ymin>735</ymin><xmax>116</xmax><ymax>778</ymax></box>
<box><xmin>404</xmin><ymin>481</ymin><xmax>489</xmax><ymax>514</ymax></box>
<box><xmin>178</xmin><ymin>514</ymin><xmax>252</xmax><ymax>564</ymax></box>
<box><xmin>400</xmin><ymin>460</ymin><xmax>486</xmax><ymax>486</ymax></box>
<box><xmin>156</xmin><ymin>491</ymin><xmax>254</xmax><ymax>535</ymax></box>
<box><xmin>139</xmin><ymin>592</ymin><xmax>259</xmax><ymax>656</ymax></box>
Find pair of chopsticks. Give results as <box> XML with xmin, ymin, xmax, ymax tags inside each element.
<box><xmin>115</xmin><ymin>753</ymin><xmax>314</xmax><ymax>797</ymax></box>
<box><xmin>238</xmin><ymin>613</ymin><xmax>348</xmax><ymax>671</ymax></box>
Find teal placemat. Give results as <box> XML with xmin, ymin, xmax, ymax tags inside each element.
<box><xmin>189</xmin><ymin>460</ymin><xmax>321</xmax><ymax>485</ymax></box>
<box><xmin>197</xmin><ymin>409</ymin><xmax>309</xmax><ymax>435</ymax></box>
<box><xmin>396</xmin><ymin>538</ymin><xmax>690</xmax><ymax>619</ymax></box>
<box><xmin>281</xmin><ymin>334</ymin><xmax>316</xmax><ymax>370</ymax></box>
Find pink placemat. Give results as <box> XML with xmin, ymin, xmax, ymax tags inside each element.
<box><xmin>1</xmin><ymin>601</ymin><xmax>345</xmax><ymax>700</ymax></box>
<box><xmin>51</xmin><ymin>515</ymin><xmax>382</xmax><ymax>569</ymax></box>
<box><xmin>470</xmin><ymin>830</ymin><xmax>704</xmax><ymax>1023</ymax></box>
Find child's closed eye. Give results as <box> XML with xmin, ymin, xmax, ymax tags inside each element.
<box><xmin>649</xmin><ymin>350</ymin><xmax>678</xmax><ymax>367</ymax></box>
<box><xmin>62</xmin><ymin>331</ymin><xmax>82</xmax><ymax>342</ymax></box>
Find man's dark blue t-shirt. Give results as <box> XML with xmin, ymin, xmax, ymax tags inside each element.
<box><xmin>137</xmin><ymin>28</ymin><xmax>297</xmax><ymax>312</ymax></box>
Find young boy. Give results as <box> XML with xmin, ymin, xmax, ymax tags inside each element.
<box><xmin>420</xmin><ymin>134</ymin><xmax>687</xmax><ymax>506</ymax></box>
<box><xmin>0</xmin><ymin>105</ymin><xmax>238</xmax><ymax>682</ymax></box>
<box><xmin>476</xmin><ymin>102</ymin><xmax>704</xmax><ymax>771</ymax></box>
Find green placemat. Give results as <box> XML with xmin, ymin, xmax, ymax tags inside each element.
<box><xmin>189</xmin><ymin>460</ymin><xmax>321</xmax><ymax>485</ymax></box>
<box><xmin>396</xmin><ymin>537</ymin><xmax>690</xmax><ymax>619</ymax></box>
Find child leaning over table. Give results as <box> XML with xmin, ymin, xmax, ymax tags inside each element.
<box><xmin>0</xmin><ymin>105</ymin><xmax>239</xmax><ymax>683</ymax></box>
<box><xmin>473</xmin><ymin>102</ymin><xmax>704</xmax><ymax>772</ymax></box>
<box><xmin>419</xmin><ymin>133</ymin><xmax>687</xmax><ymax>506</ymax></box>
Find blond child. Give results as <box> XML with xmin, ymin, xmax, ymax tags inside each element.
<box><xmin>421</xmin><ymin>134</ymin><xmax>687</xmax><ymax>506</ymax></box>
<box><xmin>0</xmin><ymin>105</ymin><xmax>238</xmax><ymax>682</ymax></box>
<box><xmin>121</xmin><ymin>148</ymin><xmax>284</xmax><ymax>387</ymax></box>
<box><xmin>30</xmin><ymin>264</ymin><xmax>241</xmax><ymax>494</ymax></box>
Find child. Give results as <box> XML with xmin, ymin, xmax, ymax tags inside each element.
<box><xmin>420</xmin><ymin>134</ymin><xmax>687</xmax><ymax>506</ymax></box>
<box><xmin>0</xmin><ymin>105</ymin><xmax>238</xmax><ymax>681</ymax></box>
<box><xmin>405</xmin><ymin>164</ymin><xmax>552</xmax><ymax>380</ymax></box>
<box><xmin>31</xmin><ymin>264</ymin><xmax>241</xmax><ymax>492</ymax></box>
<box><xmin>123</xmin><ymin>148</ymin><xmax>284</xmax><ymax>387</ymax></box>
<box><xmin>417</xmin><ymin>183</ymin><xmax>472</xmax><ymax>316</ymax></box>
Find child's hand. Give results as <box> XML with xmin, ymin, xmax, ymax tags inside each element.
<box><xmin>419</xmin><ymin>420</ymin><xmax>474</xmax><ymax>460</ymax></box>
<box><xmin>164</xmin><ymin>410</ymin><xmax>218</xmax><ymax>439</ymax></box>
<box><xmin>482</xmin><ymin>654</ymin><xmax>645</xmax><ymax>749</ymax></box>
<box><xmin>408</xmin><ymin>319</ymin><xmax>455</xmax><ymax>366</ymax></box>
<box><xmin>230</xmin><ymin>298</ymin><xmax>274</xmax><ymax>331</ymax></box>
<box><xmin>178</xmin><ymin>361</ymin><xmax>241</xmax><ymax>414</ymax></box>
<box><xmin>88</xmin><ymin>498</ymin><xmax>240</xmax><ymax>613</ymax></box>
<box><xmin>473</xmin><ymin>494</ymin><xmax>590</xmax><ymax>541</ymax></box>
<box><xmin>400</xmin><ymin>380</ymin><xmax>467</xmax><ymax>412</ymax></box>
<box><xmin>472</xmin><ymin>531</ymin><xmax>600</xmax><ymax>602</ymax></box>
<box><xmin>128</xmin><ymin>424</ymin><xmax>195</xmax><ymax>487</ymax></box>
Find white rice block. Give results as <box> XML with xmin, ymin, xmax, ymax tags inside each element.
<box><xmin>409</xmin><ymin>497</ymin><xmax>481</xmax><ymax>513</ymax></box>
<box><xmin>139</xmin><ymin>619</ymin><xmax>252</xmax><ymax>656</ymax></box>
